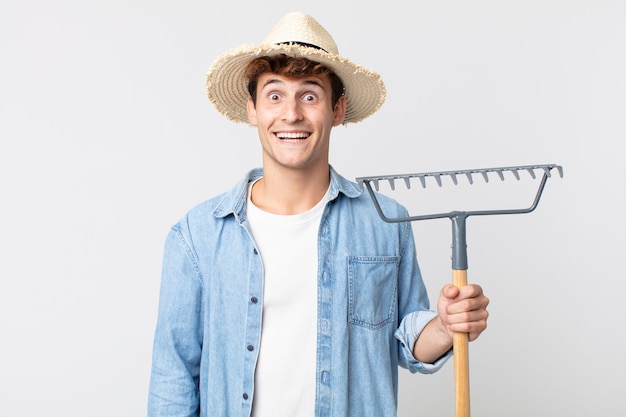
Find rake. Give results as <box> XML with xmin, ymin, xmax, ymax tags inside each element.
<box><xmin>356</xmin><ymin>163</ymin><xmax>563</xmax><ymax>417</ymax></box>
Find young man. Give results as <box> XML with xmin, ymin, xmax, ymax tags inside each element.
<box><xmin>148</xmin><ymin>12</ymin><xmax>489</xmax><ymax>417</ymax></box>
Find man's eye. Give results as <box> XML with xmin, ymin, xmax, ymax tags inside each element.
<box><xmin>303</xmin><ymin>94</ymin><xmax>317</xmax><ymax>102</ymax></box>
<box><xmin>269</xmin><ymin>93</ymin><xmax>280</xmax><ymax>101</ymax></box>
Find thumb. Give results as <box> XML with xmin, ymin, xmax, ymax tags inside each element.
<box><xmin>442</xmin><ymin>284</ymin><xmax>460</xmax><ymax>300</ymax></box>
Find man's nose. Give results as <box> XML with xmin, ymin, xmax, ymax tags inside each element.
<box><xmin>282</xmin><ymin>98</ymin><xmax>303</xmax><ymax>123</ymax></box>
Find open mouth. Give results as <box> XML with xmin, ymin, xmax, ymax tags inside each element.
<box><xmin>276</xmin><ymin>132</ymin><xmax>310</xmax><ymax>141</ymax></box>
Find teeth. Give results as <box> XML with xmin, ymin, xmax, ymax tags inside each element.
<box><xmin>277</xmin><ymin>132</ymin><xmax>309</xmax><ymax>139</ymax></box>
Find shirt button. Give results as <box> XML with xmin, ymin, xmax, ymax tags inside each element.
<box><xmin>247</xmin><ymin>345</ymin><xmax>254</xmax><ymax>351</ymax></box>
<box><xmin>243</xmin><ymin>393</ymin><xmax>249</xmax><ymax>400</ymax></box>
<box><xmin>250</xmin><ymin>296</ymin><xmax>258</xmax><ymax>304</ymax></box>
<box><xmin>321</xmin><ymin>370</ymin><xmax>329</xmax><ymax>384</ymax></box>
<box><xmin>253</xmin><ymin>248</ymin><xmax>258</xmax><ymax>254</ymax></box>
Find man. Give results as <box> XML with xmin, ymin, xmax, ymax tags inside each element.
<box><xmin>148</xmin><ymin>12</ymin><xmax>489</xmax><ymax>417</ymax></box>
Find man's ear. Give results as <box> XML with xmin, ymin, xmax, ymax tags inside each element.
<box><xmin>332</xmin><ymin>95</ymin><xmax>346</xmax><ymax>126</ymax></box>
<box><xmin>247</xmin><ymin>96</ymin><xmax>258</xmax><ymax>125</ymax></box>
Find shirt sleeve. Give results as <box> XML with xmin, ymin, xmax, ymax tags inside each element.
<box><xmin>395</xmin><ymin>310</ymin><xmax>452</xmax><ymax>374</ymax></box>
<box><xmin>148</xmin><ymin>223</ymin><xmax>203</xmax><ymax>417</ymax></box>
<box><xmin>394</xmin><ymin>216</ymin><xmax>452</xmax><ymax>374</ymax></box>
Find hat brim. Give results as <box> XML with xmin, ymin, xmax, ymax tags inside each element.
<box><xmin>206</xmin><ymin>43</ymin><xmax>386</xmax><ymax>124</ymax></box>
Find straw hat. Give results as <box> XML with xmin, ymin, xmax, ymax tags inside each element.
<box><xmin>205</xmin><ymin>12</ymin><xmax>386</xmax><ymax>124</ymax></box>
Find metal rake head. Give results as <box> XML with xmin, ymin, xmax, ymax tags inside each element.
<box><xmin>357</xmin><ymin>164</ymin><xmax>563</xmax><ymax>192</ymax></box>
<box><xmin>356</xmin><ymin>164</ymin><xmax>563</xmax><ymax>223</ymax></box>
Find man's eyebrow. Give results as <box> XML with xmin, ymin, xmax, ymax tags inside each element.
<box><xmin>260</xmin><ymin>78</ymin><xmax>284</xmax><ymax>89</ymax></box>
<box><xmin>301</xmin><ymin>78</ymin><xmax>324</xmax><ymax>88</ymax></box>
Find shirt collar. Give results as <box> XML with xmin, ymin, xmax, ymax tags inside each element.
<box><xmin>212</xmin><ymin>165</ymin><xmax>362</xmax><ymax>221</ymax></box>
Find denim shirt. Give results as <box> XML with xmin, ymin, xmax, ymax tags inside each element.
<box><xmin>148</xmin><ymin>167</ymin><xmax>450</xmax><ymax>417</ymax></box>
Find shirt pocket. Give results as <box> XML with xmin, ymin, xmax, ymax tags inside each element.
<box><xmin>347</xmin><ymin>256</ymin><xmax>399</xmax><ymax>330</ymax></box>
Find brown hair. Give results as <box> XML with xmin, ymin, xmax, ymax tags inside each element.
<box><xmin>244</xmin><ymin>54</ymin><xmax>345</xmax><ymax>107</ymax></box>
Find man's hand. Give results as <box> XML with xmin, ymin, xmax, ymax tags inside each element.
<box><xmin>436</xmin><ymin>284</ymin><xmax>490</xmax><ymax>342</ymax></box>
<box><xmin>413</xmin><ymin>283</ymin><xmax>489</xmax><ymax>363</ymax></box>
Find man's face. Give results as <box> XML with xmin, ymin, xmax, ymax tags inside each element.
<box><xmin>247</xmin><ymin>72</ymin><xmax>346</xmax><ymax>174</ymax></box>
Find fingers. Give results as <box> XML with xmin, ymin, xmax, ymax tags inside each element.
<box><xmin>442</xmin><ymin>283</ymin><xmax>484</xmax><ymax>299</ymax></box>
<box><xmin>440</xmin><ymin>283</ymin><xmax>490</xmax><ymax>341</ymax></box>
<box><xmin>443</xmin><ymin>284</ymin><xmax>489</xmax><ymax>310</ymax></box>
<box><xmin>446</xmin><ymin>310</ymin><xmax>489</xmax><ymax>341</ymax></box>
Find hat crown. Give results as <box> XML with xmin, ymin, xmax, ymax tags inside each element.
<box><xmin>262</xmin><ymin>12</ymin><xmax>339</xmax><ymax>55</ymax></box>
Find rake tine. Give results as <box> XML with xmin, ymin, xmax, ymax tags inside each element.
<box><xmin>556</xmin><ymin>165</ymin><xmax>564</xmax><ymax>178</ymax></box>
<box><xmin>355</xmin><ymin>164</ymin><xmax>564</xmax><ymax>196</ymax></box>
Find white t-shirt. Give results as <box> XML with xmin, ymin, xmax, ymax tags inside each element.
<box><xmin>247</xmin><ymin>181</ymin><xmax>331</xmax><ymax>417</ymax></box>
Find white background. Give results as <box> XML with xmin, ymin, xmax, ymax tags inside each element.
<box><xmin>1</xmin><ymin>0</ymin><xmax>624</xmax><ymax>415</ymax></box>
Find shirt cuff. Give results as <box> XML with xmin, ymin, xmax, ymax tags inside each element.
<box><xmin>395</xmin><ymin>310</ymin><xmax>452</xmax><ymax>374</ymax></box>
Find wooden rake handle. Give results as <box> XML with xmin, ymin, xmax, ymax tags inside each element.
<box><xmin>452</xmin><ymin>269</ymin><xmax>470</xmax><ymax>417</ymax></box>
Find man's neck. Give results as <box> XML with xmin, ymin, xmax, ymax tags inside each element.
<box><xmin>251</xmin><ymin>164</ymin><xmax>330</xmax><ymax>215</ymax></box>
